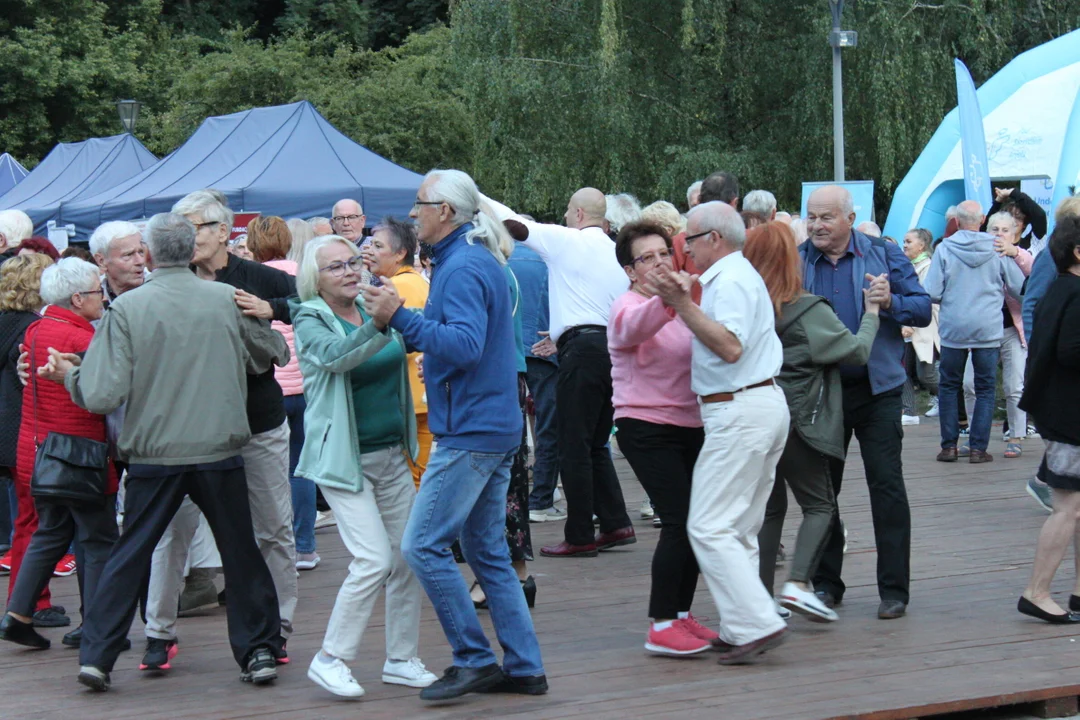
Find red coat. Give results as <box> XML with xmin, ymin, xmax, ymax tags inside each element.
<box><xmin>15</xmin><ymin>305</ymin><xmax>118</xmax><ymax>494</ymax></box>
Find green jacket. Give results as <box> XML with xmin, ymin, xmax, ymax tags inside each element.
<box><xmin>775</xmin><ymin>294</ymin><xmax>880</xmax><ymax>460</ymax></box>
<box><xmin>291</xmin><ymin>296</ymin><xmax>417</xmax><ymax>493</ymax></box>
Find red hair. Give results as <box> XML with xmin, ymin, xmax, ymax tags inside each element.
<box><xmin>743</xmin><ymin>221</ymin><xmax>803</xmax><ymax>317</ymax></box>
<box><xmin>18</xmin><ymin>236</ymin><xmax>61</xmax><ymax>261</ymax></box>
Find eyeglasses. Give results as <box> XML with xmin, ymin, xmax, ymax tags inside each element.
<box><xmin>318</xmin><ymin>255</ymin><xmax>364</xmax><ymax>277</ymax></box>
<box><xmin>631</xmin><ymin>249</ymin><xmax>672</xmax><ymax>266</ymax></box>
<box><xmin>77</xmin><ymin>288</ymin><xmax>106</xmax><ymax>299</ymax></box>
<box><xmin>195</xmin><ymin>221</ymin><xmax>223</xmax><ymax>232</ymax></box>
<box><xmin>684</xmin><ymin>230</ymin><xmax>713</xmax><ymax>245</ymax></box>
<box><xmin>332</xmin><ymin>214</ymin><xmax>363</xmax><ymax>224</ymax></box>
<box><xmin>413</xmin><ymin>200</ymin><xmax>447</xmax><ymax>211</ymax></box>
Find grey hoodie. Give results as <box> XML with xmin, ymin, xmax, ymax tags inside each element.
<box><xmin>923</xmin><ymin>229</ymin><xmax>1025</xmax><ymax>349</ymax></box>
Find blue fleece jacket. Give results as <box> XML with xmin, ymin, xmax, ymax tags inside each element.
<box><xmin>388</xmin><ymin>223</ymin><xmax>522</xmax><ymax>453</ymax></box>
<box><xmin>1022</xmin><ymin>249</ymin><xmax>1056</xmax><ymax>343</ymax></box>
<box><xmin>799</xmin><ymin>230</ymin><xmax>932</xmax><ymax>395</ymax></box>
<box><xmin>923</xmin><ymin>230</ymin><xmax>1026</xmax><ymax>349</ymax></box>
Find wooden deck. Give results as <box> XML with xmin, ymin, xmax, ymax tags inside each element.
<box><xmin>3</xmin><ymin>421</ymin><xmax>1079</xmax><ymax>720</ymax></box>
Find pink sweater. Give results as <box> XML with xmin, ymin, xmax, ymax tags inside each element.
<box><xmin>264</xmin><ymin>259</ymin><xmax>304</xmax><ymax>396</ymax></box>
<box><xmin>1004</xmin><ymin>247</ymin><xmax>1033</xmax><ymax>347</ymax></box>
<box><xmin>608</xmin><ymin>292</ymin><xmax>702</xmax><ymax>428</ymax></box>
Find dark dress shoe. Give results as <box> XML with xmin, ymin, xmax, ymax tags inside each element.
<box><xmin>419</xmin><ymin>663</ymin><xmax>505</xmax><ymax>701</ymax></box>
<box><xmin>522</xmin><ymin>575</ymin><xmax>536</xmax><ymax>608</ymax></box>
<box><xmin>540</xmin><ymin>541</ymin><xmax>597</xmax><ymax>558</ymax></box>
<box><xmin>595</xmin><ymin>526</ymin><xmax>636</xmax><ymax>550</ymax></box>
<box><xmin>1018</xmin><ymin>596</ymin><xmax>1080</xmax><ymax>624</ymax></box>
<box><xmin>33</xmin><ymin>606</ymin><xmax>71</xmax><ymax>628</ymax></box>
<box><xmin>815</xmin><ymin>590</ymin><xmax>839</xmax><ymax>609</ymax></box>
<box><xmin>478</xmin><ymin>673</ymin><xmax>548</xmax><ymax>695</ymax></box>
<box><xmin>716</xmin><ymin>628</ymin><xmax>786</xmax><ymax>665</ymax></box>
<box><xmin>62</xmin><ymin>626</ymin><xmax>83</xmax><ymax>648</ymax></box>
<box><xmin>878</xmin><ymin>599</ymin><xmax>907</xmax><ymax>619</ymax></box>
<box><xmin>936</xmin><ymin>447</ymin><xmax>958</xmax><ymax>462</ymax></box>
<box><xmin>0</xmin><ymin>614</ymin><xmax>51</xmax><ymax>649</ymax></box>
<box><xmin>1070</xmin><ymin>595</ymin><xmax>1080</xmax><ymax>613</ymax></box>
<box><xmin>969</xmin><ymin>449</ymin><xmax>994</xmax><ymax>464</ymax></box>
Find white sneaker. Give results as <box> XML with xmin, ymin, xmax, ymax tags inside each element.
<box><xmin>777</xmin><ymin>582</ymin><xmax>839</xmax><ymax>623</ymax></box>
<box><xmin>553</xmin><ymin>487</ymin><xmax>563</xmax><ymax>504</ymax></box>
<box><xmin>640</xmin><ymin>499</ymin><xmax>655</xmax><ymax>519</ymax></box>
<box><xmin>924</xmin><ymin>397</ymin><xmax>939</xmax><ymax>417</ymax></box>
<box><xmin>901</xmin><ymin>414</ymin><xmax>920</xmax><ymax>426</ymax></box>
<box><xmin>314</xmin><ymin>510</ymin><xmax>336</xmax><ymax>530</ymax></box>
<box><xmin>529</xmin><ymin>506</ymin><xmax>566</xmax><ymax>523</ymax></box>
<box><xmin>296</xmin><ymin>552</ymin><xmax>321</xmax><ymax>571</ymax></box>
<box><xmin>775</xmin><ymin>600</ymin><xmax>792</xmax><ymax>619</ymax></box>
<box><xmin>308</xmin><ymin>654</ymin><xmax>365</xmax><ymax>698</ymax></box>
<box><xmin>382</xmin><ymin>657</ymin><xmax>437</xmax><ymax>688</ymax></box>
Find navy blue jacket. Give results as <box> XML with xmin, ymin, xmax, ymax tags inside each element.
<box><xmin>389</xmin><ymin>223</ymin><xmax>521</xmax><ymax>453</ymax></box>
<box><xmin>1022</xmin><ymin>249</ymin><xmax>1056</xmax><ymax>343</ymax></box>
<box><xmin>799</xmin><ymin>230</ymin><xmax>932</xmax><ymax>395</ymax></box>
<box><xmin>507</xmin><ymin>244</ymin><xmax>554</xmax><ymax>365</ymax></box>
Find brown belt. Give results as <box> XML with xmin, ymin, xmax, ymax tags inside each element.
<box><xmin>700</xmin><ymin>378</ymin><xmax>775</xmax><ymax>404</ymax></box>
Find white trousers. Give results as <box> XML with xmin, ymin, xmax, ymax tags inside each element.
<box><xmin>689</xmin><ymin>385</ymin><xmax>790</xmax><ymax>646</ymax></box>
<box><xmin>963</xmin><ymin>327</ymin><xmax>1027</xmax><ymax>436</ymax></box>
<box><xmin>321</xmin><ymin>446</ymin><xmax>422</xmax><ymax>663</ymax></box>
<box><xmin>145</xmin><ymin>421</ymin><xmax>298</xmax><ymax>639</ymax></box>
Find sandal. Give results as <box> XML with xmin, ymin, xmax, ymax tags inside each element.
<box><xmin>1005</xmin><ymin>443</ymin><xmax>1023</xmax><ymax>458</ymax></box>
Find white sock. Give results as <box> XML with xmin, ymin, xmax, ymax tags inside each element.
<box><xmin>652</xmin><ymin>620</ymin><xmax>675</xmax><ymax>631</ymax></box>
<box><xmin>677</xmin><ymin>612</ymin><xmax>690</xmax><ymax>620</ymax></box>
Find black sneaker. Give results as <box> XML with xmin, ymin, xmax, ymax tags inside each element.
<box><xmin>32</xmin><ymin>606</ymin><xmax>71</xmax><ymax>628</ymax></box>
<box><xmin>0</xmin><ymin>614</ymin><xmax>50</xmax><ymax>649</ymax></box>
<box><xmin>420</xmin><ymin>664</ymin><xmax>504</xmax><ymax>701</ymax></box>
<box><xmin>240</xmin><ymin>647</ymin><xmax>277</xmax><ymax>685</ymax></box>
<box><xmin>140</xmin><ymin>638</ymin><xmax>178</xmax><ymax>671</ymax></box>
<box><xmin>78</xmin><ymin>665</ymin><xmax>111</xmax><ymax>692</ymax></box>
<box><xmin>477</xmin><ymin>673</ymin><xmax>549</xmax><ymax>695</ymax></box>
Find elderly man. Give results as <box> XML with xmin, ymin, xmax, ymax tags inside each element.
<box><xmin>856</xmin><ymin>221</ymin><xmax>883</xmax><ymax>238</ymax></box>
<box><xmin>743</xmin><ymin>190</ymin><xmax>777</xmax><ymax>221</ymax></box>
<box><xmin>698</xmin><ymin>171</ymin><xmax>740</xmax><ymax>208</ymax></box>
<box><xmin>330</xmin><ymin>199</ymin><xmax>366</xmax><ymax>245</ymax></box>
<box><xmin>647</xmin><ymin>201</ymin><xmax>790</xmax><ymax>664</ymax></box>
<box><xmin>487</xmin><ymin>188</ymin><xmax>634</xmax><ymax>557</ymax></box>
<box><xmin>364</xmin><ymin>169</ymin><xmax>545</xmax><ymax>701</ymax></box>
<box><xmin>925</xmin><ymin>201</ymin><xmax>1024</xmax><ymax>465</ymax></box>
<box><xmin>39</xmin><ymin>213</ymin><xmax>288</xmax><ymax>691</ymax></box>
<box><xmin>801</xmin><ymin>185</ymin><xmax>932</xmax><ymax>620</ymax></box>
<box><xmin>0</xmin><ymin>209</ymin><xmax>33</xmax><ymax>260</ymax></box>
<box><xmin>89</xmin><ymin>221</ymin><xmax>147</xmax><ymax>304</ymax></box>
<box><xmin>686</xmin><ymin>180</ymin><xmax>703</xmax><ymax>210</ymax></box>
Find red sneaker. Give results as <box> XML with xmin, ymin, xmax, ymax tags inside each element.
<box><xmin>0</xmin><ymin>550</ymin><xmax>12</xmax><ymax>574</ymax></box>
<box><xmin>53</xmin><ymin>554</ymin><xmax>77</xmax><ymax>577</ymax></box>
<box><xmin>644</xmin><ymin>622</ymin><xmax>710</xmax><ymax>657</ymax></box>
<box><xmin>679</xmin><ymin>614</ymin><xmax>720</xmax><ymax>642</ymax></box>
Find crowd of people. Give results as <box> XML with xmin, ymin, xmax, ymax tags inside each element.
<box><xmin>0</xmin><ymin>166</ymin><xmax>1077</xmax><ymax>702</ymax></box>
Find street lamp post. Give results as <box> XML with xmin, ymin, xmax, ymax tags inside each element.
<box><xmin>116</xmin><ymin>99</ymin><xmax>141</xmax><ymax>135</ymax></box>
<box><xmin>829</xmin><ymin>1</ymin><xmax>857</xmax><ymax>182</ymax></box>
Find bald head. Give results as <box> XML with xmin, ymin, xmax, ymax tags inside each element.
<box><xmin>565</xmin><ymin>187</ymin><xmax>607</xmax><ymax>229</ymax></box>
<box><xmin>955</xmin><ymin>200</ymin><xmax>984</xmax><ymax>231</ymax></box>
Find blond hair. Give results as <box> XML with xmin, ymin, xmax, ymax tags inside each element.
<box><xmin>640</xmin><ymin>201</ymin><xmax>684</xmax><ymax>236</ymax></box>
<box><xmin>0</xmin><ymin>253</ymin><xmax>53</xmax><ymax>312</ymax></box>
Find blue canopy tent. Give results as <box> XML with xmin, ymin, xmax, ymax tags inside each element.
<box><xmin>0</xmin><ymin>135</ymin><xmax>157</xmax><ymax>234</ymax></box>
<box><xmin>61</xmin><ymin>101</ymin><xmax>424</xmax><ymax>238</ymax></box>
<box><xmin>0</xmin><ymin>153</ymin><xmax>29</xmax><ymax>197</ymax></box>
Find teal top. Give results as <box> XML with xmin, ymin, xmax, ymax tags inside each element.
<box><xmin>338</xmin><ymin>314</ymin><xmax>406</xmax><ymax>453</ymax></box>
<box><xmin>506</xmin><ymin>265</ymin><xmax>526</xmax><ymax>373</ymax></box>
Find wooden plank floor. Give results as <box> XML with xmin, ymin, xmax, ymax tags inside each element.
<box><xmin>3</xmin><ymin>421</ymin><xmax>1077</xmax><ymax>720</ymax></box>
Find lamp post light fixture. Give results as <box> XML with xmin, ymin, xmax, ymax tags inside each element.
<box><xmin>828</xmin><ymin>1</ymin><xmax>857</xmax><ymax>182</ymax></box>
<box><xmin>116</xmin><ymin>99</ymin><xmax>141</xmax><ymax>135</ymax></box>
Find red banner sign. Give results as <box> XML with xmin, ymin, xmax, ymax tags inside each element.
<box><xmin>231</xmin><ymin>212</ymin><xmax>261</xmax><ymax>240</ymax></box>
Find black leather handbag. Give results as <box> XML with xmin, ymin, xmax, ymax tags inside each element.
<box><xmin>27</xmin><ymin>321</ymin><xmax>109</xmax><ymax>506</ymax></box>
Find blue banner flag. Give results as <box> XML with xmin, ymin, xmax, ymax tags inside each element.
<box><xmin>954</xmin><ymin>59</ymin><xmax>992</xmax><ymax>212</ymax></box>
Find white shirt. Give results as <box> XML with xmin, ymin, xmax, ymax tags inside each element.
<box><xmin>691</xmin><ymin>251</ymin><xmax>782</xmax><ymax>395</ymax></box>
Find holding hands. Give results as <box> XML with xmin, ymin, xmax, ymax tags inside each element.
<box><xmin>362</xmin><ymin>280</ymin><xmax>404</xmax><ymax>329</ymax></box>
<box><xmin>863</xmin><ymin>272</ymin><xmax>889</xmax><ymax>312</ymax></box>
<box><xmin>642</xmin><ymin>266</ymin><xmax>697</xmax><ymax>311</ymax></box>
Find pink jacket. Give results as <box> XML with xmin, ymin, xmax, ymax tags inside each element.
<box><xmin>1005</xmin><ymin>248</ymin><xmax>1033</xmax><ymax>347</ymax></box>
<box><xmin>608</xmin><ymin>292</ymin><xmax>702</xmax><ymax>428</ymax></box>
<box><xmin>264</xmin><ymin>259</ymin><xmax>303</xmax><ymax>396</ymax></box>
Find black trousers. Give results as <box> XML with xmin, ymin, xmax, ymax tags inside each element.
<box><xmin>7</xmin><ymin>495</ymin><xmax>118</xmax><ymax>618</ymax></box>
<box><xmin>80</xmin><ymin>458</ymin><xmax>281</xmax><ymax>672</ymax></box>
<box><xmin>615</xmin><ymin>418</ymin><xmax>703</xmax><ymax>619</ymax></box>
<box><xmin>557</xmin><ymin>331</ymin><xmax>630</xmax><ymax>546</ymax></box>
<box><xmin>812</xmin><ymin>381</ymin><xmax>911</xmax><ymax>604</ymax></box>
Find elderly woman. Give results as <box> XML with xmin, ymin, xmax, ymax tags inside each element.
<box><xmin>900</xmin><ymin>228</ymin><xmax>940</xmax><ymax>421</ymax></box>
<box><xmin>608</xmin><ymin>221</ymin><xmax>711</xmax><ymax>656</ymax></box>
<box><xmin>361</xmin><ymin>218</ymin><xmax>431</xmax><ymax>488</ymax></box>
<box><xmin>744</xmin><ymin>221</ymin><xmax>880</xmax><ymax>623</ymax></box>
<box><xmin>286</xmin><ymin>218</ymin><xmax>314</xmax><ymax>262</ymax></box>
<box><xmin>640</xmin><ymin>201</ymin><xmax>684</xmax><ymax>238</ymax></box>
<box><xmin>1016</xmin><ymin>216</ymin><xmax>1080</xmax><ymax>623</ymax></box>
<box><xmin>248</xmin><ymin>216</ymin><xmax>317</xmax><ymax>570</ymax></box>
<box><xmin>0</xmin><ymin>258</ymin><xmax>117</xmax><ymax>649</ymax></box>
<box><xmin>291</xmin><ymin>234</ymin><xmax>436</xmax><ymax>698</ymax></box>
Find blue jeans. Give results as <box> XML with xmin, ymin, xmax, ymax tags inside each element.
<box><xmin>939</xmin><ymin>346</ymin><xmax>999</xmax><ymax>452</ymax></box>
<box><xmin>402</xmin><ymin>446</ymin><xmax>545</xmax><ymax>677</ymax></box>
<box><xmin>525</xmin><ymin>357</ymin><xmax>559</xmax><ymax>511</ymax></box>
<box><xmin>284</xmin><ymin>394</ymin><xmax>316</xmax><ymax>554</ymax></box>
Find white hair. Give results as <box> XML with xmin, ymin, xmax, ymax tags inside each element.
<box><xmin>89</xmin><ymin>221</ymin><xmax>142</xmax><ymax>258</ymax></box>
<box><xmin>743</xmin><ymin>190</ymin><xmax>777</xmax><ymax>217</ymax></box>
<box><xmin>856</xmin><ymin>221</ymin><xmax>882</xmax><ymax>238</ymax></box>
<box><xmin>331</xmin><ymin>200</ymin><xmax>364</xmax><ymax>218</ymax></box>
<box><xmin>686</xmin><ymin>180</ymin><xmax>703</xmax><ymax>207</ymax></box>
<box><xmin>287</xmin><ymin>218</ymin><xmax>315</xmax><ymax>262</ymax></box>
<box><xmin>945</xmin><ymin>205</ymin><xmax>958</xmax><ymax>221</ymax></box>
<box><xmin>172</xmin><ymin>189</ymin><xmax>234</xmax><ymax>230</ymax></box>
<box><xmin>425</xmin><ymin>169</ymin><xmax>506</xmax><ymax>265</ymax></box>
<box><xmin>605</xmin><ymin>193</ymin><xmax>641</xmax><ymax>234</ymax></box>
<box><xmin>146</xmin><ymin>213</ymin><xmax>197</xmax><ymax>267</ymax></box>
<box><xmin>955</xmin><ymin>202</ymin><xmax>984</xmax><ymax>230</ymax></box>
<box><xmin>790</xmin><ymin>218</ymin><xmax>809</xmax><ymax>244</ymax></box>
<box><xmin>40</xmin><ymin>257</ymin><xmax>100</xmax><ymax>308</ymax></box>
<box><xmin>296</xmin><ymin>235</ymin><xmax>360</xmax><ymax>301</ymax></box>
<box><xmin>987</xmin><ymin>210</ymin><xmax>1018</xmax><ymax>231</ymax></box>
<box><xmin>0</xmin><ymin>210</ymin><xmax>34</xmax><ymax>248</ymax></box>
<box><xmin>688</xmin><ymin>201</ymin><xmax>747</xmax><ymax>250</ymax></box>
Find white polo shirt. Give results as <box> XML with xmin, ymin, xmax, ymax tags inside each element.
<box><xmin>691</xmin><ymin>251</ymin><xmax>782</xmax><ymax>396</ymax></box>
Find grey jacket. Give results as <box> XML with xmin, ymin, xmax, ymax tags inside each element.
<box><xmin>65</xmin><ymin>266</ymin><xmax>289</xmax><ymax>465</ymax></box>
<box><xmin>923</xmin><ymin>230</ymin><xmax>1025</xmax><ymax>349</ymax></box>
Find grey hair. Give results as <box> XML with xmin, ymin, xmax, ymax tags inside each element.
<box><xmin>40</xmin><ymin>257</ymin><xmax>100</xmax><ymax>308</ymax></box>
<box><xmin>743</xmin><ymin>190</ymin><xmax>777</xmax><ymax>217</ymax></box>
<box><xmin>987</xmin><ymin>210</ymin><xmax>1019</xmax><ymax>232</ymax></box>
<box><xmin>331</xmin><ymin>199</ymin><xmax>363</xmax><ymax>218</ymax></box>
<box><xmin>286</xmin><ymin>218</ymin><xmax>315</xmax><ymax>263</ymax></box>
<box><xmin>0</xmin><ymin>210</ymin><xmax>34</xmax><ymax>247</ymax></box>
<box><xmin>146</xmin><ymin>212</ymin><xmax>197</xmax><ymax>267</ymax></box>
<box><xmin>945</xmin><ymin>205</ymin><xmax>958</xmax><ymax>221</ymax></box>
<box><xmin>688</xmin><ymin>201</ymin><xmax>747</xmax><ymax>250</ymax></box>
<box><xmin>955</xmin><ymin>202</ymin><xmax>984</xmax><ymax>230</ymax></box>
<box><xmin>605</xmin><ymin>193</ymin><xmax>641</xmax><ymax>234</ymax></box>
<box><xmin>172</xmin><ymin>189</ymin><xmax>234</xmax><ymax>231</ymax></box>
<box><xmin>686</xmin><ymin>180</ymin><xmax>703</xmax><ymax>207</ymax></box>
<box><xmin>89</xmin><ymin>221</ymin><xmax>142</xmax><ymax>258</ymax></box>
<box><xmin>296</xmin><ymin>235</ymin><xmax>360</xmax><ymax>301</ymax></box>
<box><xmin>425</xmin><ymin>169</ymin><xmax>506</xmax><ymax>265</ymax></box>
